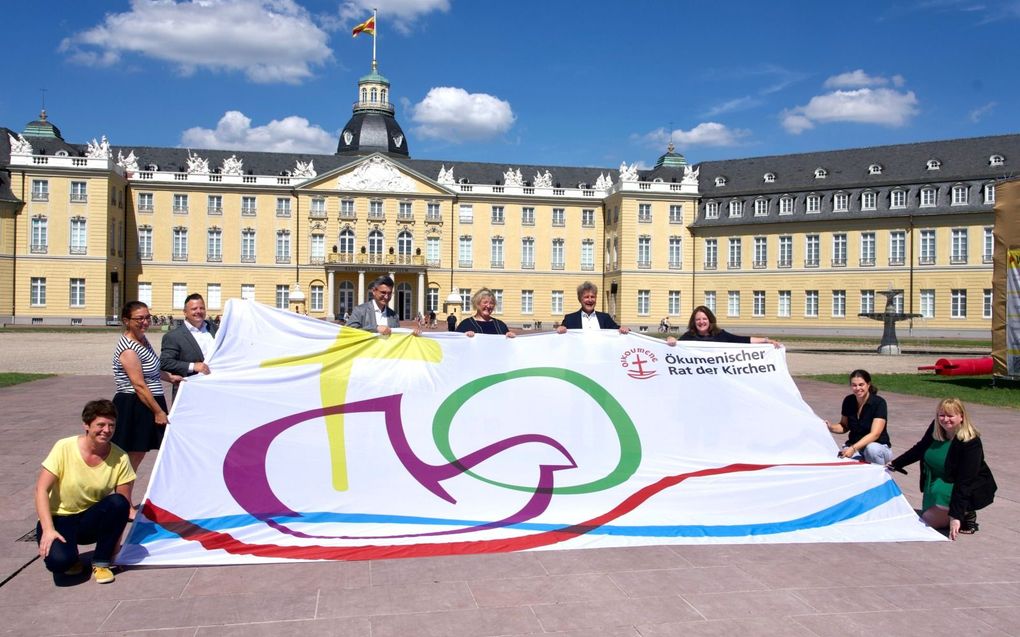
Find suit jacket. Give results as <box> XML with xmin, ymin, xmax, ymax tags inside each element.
<box><xmin>347</xmin><ymin>300</ymin><xmax>400</xmax><ymax>332</ymax></box>
<box><xmin>160</xmin><ymin>319</ymin><xmax>218</xmax><ymax>399</ymax></box>
<box><xmin>560</xmin><ymin>309</ymin><xmax>619</xmax><ymax>330</ymax></box>
<box><xmin>891</xmin><ymin>422</ymin><xmax>997</xmax><ymax>520</ymax></box>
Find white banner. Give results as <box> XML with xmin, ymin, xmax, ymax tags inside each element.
<box><xmin>119</xmin><ymin>300</ymin><xmax>940</xmax><ymax>565</ymax></box>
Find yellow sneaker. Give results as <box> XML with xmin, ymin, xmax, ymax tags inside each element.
<box><xmin>63</xmin><ymin>561</ymin><xmax>84</xmax><ymax>576</ymax></box>
<box><xmin>92</xmin><ymin>566</ymin><xmax>115</xmax><ymax>584</ymax></box>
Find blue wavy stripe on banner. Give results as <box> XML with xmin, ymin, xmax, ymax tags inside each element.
<box><xmin>131</xmin><ymin>481</ymin><xmax>902</xmax><ymax>544</ymax></box>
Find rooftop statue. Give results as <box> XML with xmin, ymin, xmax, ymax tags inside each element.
<box><xmin>533</xmin><ymin>169</ymin><xmax>553</xmax><ymax>188</ymax></box>
<box><xmin>594</xmin><ymin>172</ymin><xmax>613</xmax><ymax>190</ymax></box>
<box><xmin>9</xmin><ymin>133</ymin><xmax>33</xmax><ymax>155</ymax></box>
<box><xmin>85</xmin><ymin>135</ymin><xmax>111</xmax><ymax>159</ymax></box>
<box><xmin>186</xmin><ymin>150</ymin><xmax>210</xmax><ymax>174</ymax></box>
<box><xmin>116</xmin><ymin>150</ymin><xmax>139</xmax><ymax>173</ymax></box>
<box><xmin>503</xmin><ymin>167</ymin><xmax>523</xmax><ymax>187</ymax></box>
<box><xmin>222</xmin><ymin>154</ymin><xmax>244</xmax><ymax>176</ymax></box>
<box><xmin>619</xmin><ymin>161</ymin><xmax>639</xmax><ymax>182</ymax></box>
<box><xmin>682</xmin><ymin>164</ymin><xmax>700</xmax><ymax>186</ymax></box>
<box><xmin>437</xmin><ymin>165</ymin><xmax>455</xmax><ymax>186</ymax></box>
<box><xmin>293</xmin><ymin>159</ymin><xmax>317</xmax><ymax>178</ymax></box>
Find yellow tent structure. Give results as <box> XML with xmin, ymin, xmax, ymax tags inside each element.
<box><xmin>992</xmin><ymin>178</ymin><xmax>1020</xmax><ymax>380</ymax></box>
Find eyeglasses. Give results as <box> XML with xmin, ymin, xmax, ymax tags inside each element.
<box><xmin>130</xmin><ymin>315</ymin><xmax>153</xmax><ymax>322</ymax></box>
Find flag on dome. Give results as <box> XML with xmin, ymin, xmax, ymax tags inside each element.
<box><xmin>352</xmin><ymin>15</ymin><xmax>375</xmax><ymax>37</ymax></box>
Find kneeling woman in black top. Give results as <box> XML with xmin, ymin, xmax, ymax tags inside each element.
<box><xmin>888</xmin><ymin>398</ymin><xmax>996</xmax><ymax>540</ymax></box>
<box><xmin>456</xmin><ymin>289</ymin><xmax>516</xmax><ymax>338</ymax></box>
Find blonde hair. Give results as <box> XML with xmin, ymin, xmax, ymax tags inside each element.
<box><xmin>471</xmin><ymin>288</ymin><xmax>496</xmax><ymax>312</ymax></box>
<box><xmin>933</xmin><ymin>397</ymin><xmax>980</xmax><ymax>442</ymax></box>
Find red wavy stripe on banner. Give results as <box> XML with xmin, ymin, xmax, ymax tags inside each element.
<box><xmin>142</xmin><ymin>461</ymin><xmax>854</xmax><ymax>561</ymax></box>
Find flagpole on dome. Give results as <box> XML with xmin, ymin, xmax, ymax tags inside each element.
<box><xmin>372</xmin><ymin>8</ymin><xmax>378</xmax><ymax>72</ymax></box>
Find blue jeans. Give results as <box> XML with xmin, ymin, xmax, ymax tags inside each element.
<box><xmin>37</xmin><ymin>493</ymin><xmax>130</xmax><ymax>571</ymax></box>
<box><xmin>847</xmin><ymin>442</ymin><xmax>892</xmax><ymax>465</ymax></box>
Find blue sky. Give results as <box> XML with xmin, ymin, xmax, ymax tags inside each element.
<box><xmin>3</xmin><ymin>0</ymin><xmax>1018</xmax><ymax>169</ymax></box>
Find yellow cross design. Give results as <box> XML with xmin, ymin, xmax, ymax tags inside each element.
<box><xmin>261</xmin><ymin>328</ymin><xmax>443</xmax><ymax>490</ymax></box>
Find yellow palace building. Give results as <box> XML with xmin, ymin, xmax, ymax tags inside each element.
<box><xmin>2</xmin><ymin>64</ymin><xmax>1017</xmax><ymax>336</ymax></box>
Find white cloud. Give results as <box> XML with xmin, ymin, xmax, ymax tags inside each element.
<box><xmin>703</xmin><ymin>96</ymin><xmax>761</xmax><ymax>118</ymax></box>
<box><xmin>638</xmin><ymin>123</ymin><xmax>750</xmax><ymax>148</ymax></box>
<box><xmin>823</xmin><ymin>69</ymin><xmax>889</xmax><ymax>88</ymax></box>
<box><xmin>410</xmin><ymin>87</ymin><xmax>516</xmax><ymax>141</ymax></box>
<box><xmin>180</xmin><ymin>110</ymin><xmax>336</xmax><ymax>153</ymax></box>
<box><xmin>59</xmin><ymin>0</ymin><xmax>332</xmax><ymax>84</ymax></box>
<box><xmin>335</xmin><ymin>0</ymin><xmax>450</xmax><ymax>34</ymax></box>
<box><xmin>969</xmin><ymin>101</ymin><xmax>998</xmax><ymax>123</ymax></box>
<box><xmin>781</xmin><ymin>88</ymin><xmax>919</xmax><ymax>134</ymax></box>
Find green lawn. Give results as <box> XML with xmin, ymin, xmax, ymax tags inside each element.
<box><xmin>0</xmin><ymin>372</ymin><xmax>55</xmax><ymax>388</ymax></box>
<box><xmin>803</xmin><ymin>373</ymin><xmax>1020</xmax><ymax>409</ymax></box>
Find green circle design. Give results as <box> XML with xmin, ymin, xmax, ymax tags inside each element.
<box><xmin>432</xmin><ymin>367</ymin><xmax>641</xmax><ymax>494</ymax></box>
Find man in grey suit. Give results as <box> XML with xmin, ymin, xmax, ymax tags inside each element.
<box><xmin>346</xmin><ymin>275</ymin><xmax>406</xmax><ymax>335</ymax></box>
<box><xmin>160</xmin><ymin>293</ymin><xmax>218</xmax><ymax>400</ymax></box>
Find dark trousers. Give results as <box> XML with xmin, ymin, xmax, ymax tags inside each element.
<box><xmin>36</xmin><ymin>493</ymin><xmax>130</xmax><ymax>571</ymax></box>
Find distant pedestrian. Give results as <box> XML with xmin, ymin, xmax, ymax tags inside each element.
<box><xmin>447</xmin><ymin>311</ymin><xmax>457</xmax><ymax>331</ymax></box>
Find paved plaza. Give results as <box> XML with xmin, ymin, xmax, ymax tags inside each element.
<box><xmin>0</xmin><ymin>334</ymin><xmax>1017</xmax><ymax>636</ymax></box>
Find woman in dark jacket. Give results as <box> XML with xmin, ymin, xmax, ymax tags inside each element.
<box><xmin>888</xmin><ymin>398</ymin><xmax>996</xmax><ymax>540</ymax></box>
<box><xmin>678</xmin><ymin>306</ymin><xmax>779</xmax><ymax>345</ymax></box>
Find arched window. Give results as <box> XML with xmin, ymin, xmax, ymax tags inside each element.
<box><xmin>368</xmin><ymin>229</ymin><xmax>384</xmax><ymax>254</ymax></box>
<box><xmin>814</xmin><ymin>167</ymin><xmax>827</xmax><ymax>179</ymax></box>
<box><xmin>361</xmin><ymin>88</ymin><xmax>367</xmax><ymax>102</ymax></box>
<box><xmin>370</xmin><ymin>87</ymin><xmax>378</xmax><ymax>102</ymax></box>
<box><xmin>381</xmin><ymin>89</ymin><xmax>388</xmax><ymax>103</ymax></box>
<box><xmin>397</xmin><ymin>230</ymin><xmax>413</xmax><ymax>255</ymax></box>
<box><xmin>338</xmin><ymin>229</ymin><xmax>355</xmax><ymax>254</ymax></box>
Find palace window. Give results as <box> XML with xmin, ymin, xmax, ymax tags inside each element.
<box><xmin>70</xmin><ymin>181</ymin><xmax>87</xmax><ymax>203</ymax></box>
<box><xmin>753</xmin><ymin>291</ymin><xmax>766</xmax><ymax>317</ymax></box>
<box><xmin>704</xmin><ymin>239</ymin><xmax>718</xmax><ymax>269</ymax></box>
<box><xmin>69</xmin><ymin>217</ymin><xmax>87</xmax><ymax>255</ymax></box>
<box><xmin>638</xmin><ymin>203</ymin><xmax>652</xmax><ymax>222</ymax></box>
<box><xmin>919</xmin><ymin>229</ymin><xmax>936</xmax><ymax>264</ymax></box>
<box><xmin>861</xmin><ymin>191</ymin><xmax>876</xmax><ymax>211</ymax></box>
<box><xmin>398</xmin><ymin>231</ymin><xmax>413</xmax><ymax>256</ymax></box>
<box><xmin>805</xmin><ymin>235</ymin><xmax>820</xmax><ymax>267</ymax></box>
<box><xmin>779</xmin><ymin>196</ymin><xmax>794</xmax><ymax>215</ymax></box>
<box><xmin>491</xmin><ymin>205</ymin><xmax>504</xmax><ymax>224</ymax></box>
<box><xmin>778</xmin><ymin>291</ymin><xmax>791</xmax><ymax>317</ymax></box>
<box><xmin>832</xmin><ymin>290</ymin><xmax>846</xmax><ymax>317</ymax></box>
<box><xmin>31</xmin><ymin>277</ymin><xmax>46</xmax><ymax>306</ymax></box>
<box><xmin>832</xmin><ymin>233</ymin><xmax>847</xmax><ymax>266</ymax></box>
<box><xmin>920</xmin><ymin>289</ymin><xmax>935</xmax><ymax>319</ymax></box>
<box><xmin>522</xmin><ymin>206</ymin><xmax>535</xmax><ymax>225</ymax></box>
<box><xmin>339</xmin><ymin>229</ymin><xmax>355</xmax><ymax>254</ymax></box>
<box><xmin>241</xmin><ymin>229</ymin><xmax>256</xmax><ymax>262</ymax></box>
<box><xmin>951</xmin><ymin>185</ymin><xmax>968</xmax><ymax>205</ymax></box>
<box><xmin>490</xmin><ymin>237</ymin><xmax>504</xmax><ymax>268</ymax></box>
<box><xmin>727</xmin><ymin>238</ymin><xmax>741</xmax><ymax>269</ymax></box>
<box><xmin>754</xmin><ymin>198</ymin><xmax>768</xmax><ymax>216</ymax></box>
<box><xmin>833</xmin><ymin>192</ymin><xmax>848</xmax><ymax>212</ymax></box>
<box><xmin>668</xmin><ymin>205</ymin><xmax>682</xmax><ymax>224</ymax></box>
<box><xmin>705</xmin><ymin>201</ymin><xmax>719</xmax><ymax>219</ymax></box>
<box><xmin>521</xmin><ymin>237</ymin><xmax>535</xmax><ymax>269</ymax></box>
<box><xmin>860</xmin><ymin>290</ymin><xmax>875</xmax><ymax>314</ymax></box>
<box><xmin>806</xmin><ymin>194</ymin><xmax>820</xmax><ymax>213</ymax></box>
<box><xmin>668</xmin><ymin>290</ymin><xmax>681</xmax><ymax>316</ymax></box>
<box><xmin>138</xmin><ymin>227</ymin><xmax>152</xmax><ymax>260</ymax></box>
<box><xmin>728</xmin><ymin>291</ymin><xmax>740</xmax><ymax>317</ymax></box>
<box><xmin>920</xmin><ymin>187</ymin><xmax>937</xmax><ymax>207</ymax></box>
<box><xmin>276</xmin><ymin>198</ymin><xmax>292</xmax><ymax>217</ymax></box>
<box><xmin>138</xmin><ymin>192</ymin><xmax>154</xmax><ymax>212</ymax></box>
<box><xmin>458</xmin><ymin>236</ymin><xmax>472</xmax><ymax>267</ymax></box>
<box><xmin>638</xmin><ymin>290</ymin><xmax>651</xmax><ymax>316</ymax></box>
<box><xmin>241</xmin><ymin>196</ymin><xmax>256</xmax><ymax>215</ymax></box>
<box><xmin>581</xmin><ymin>240</ymin><xmax>594</xmax><ymax>271</ymax></box>
<box><xmin>860</xmin><ymin>232</ymin><xmax>876</xmax><ymax>266</ymax></box>
<box><xmin>207</xmin><ymin>228</ymin><xmax>222</xmax><ymax>262</ymax></box>
<box><xmin>890</xmin><ymin>231</ymin><xmax>906</xmax><ymax>265</ymax></box>
<box><xmin>753</xmin><ymin>236</ymin><xmax>767</xmax><ymax>268</ymax></box>
<box><xmin>31</xmin><ymin>179</ymin><xmax>49</xmax><ymax>201</ymax></box>
<box><xmin>173</xmin><ymin>193</ymin><xmax>189</xmax><ymax>213</ymax></box>
<box><xmin>728</xmin><ymin>200</ymin><xmax>743</xmax><ymax>218</ymax></box>
<box><xmin>637</xmin><ymin>236</ymin><xmax>651</xmax><ymax>268</ymax></box>
<box><xmin>778</xmin><ymin>236</ymin><xmax>792</xmax><ymax>268</ymax></box>
<box><xmin>951</xmin><ymin>289</ymin><xmax>967</xmax><ymax>318</ymax></box>
<box><xmin>805</xmin><ymin>290</ymin><xmax>819</xmax><ymax>317</ymax></box>
<box><xmin>669</xmin><ymin>236</ymin><xmax>682</xmax><ymax>269</ymax></box>
<box><xmin>66</xmin><ymin>278</ymin><xmax>85</xmax><ymax>308</ymax></box>
<box><xmin>276</xmin><ymin>230</ymin><xmax>291</xmax><ymax>263</ymax></box>
<box><xmin>172</xmin><ymin>227</ymin><xmax>188</xmax><ymax>261</ymax></box>
<box><xmin>368</xmin><ymin>230</ymin><xmax>384</xmax><ymax>255</ymax></box>
<box><xmin>951</xmin><ymin>228</ymin><xmax>968</xmax><ymax>264</ymax></box>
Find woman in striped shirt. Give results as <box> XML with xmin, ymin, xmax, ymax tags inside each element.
<box><xmin>112</xmin><ymin>302</ymin><xmax>182</xmax><ymax>474</ymax></box>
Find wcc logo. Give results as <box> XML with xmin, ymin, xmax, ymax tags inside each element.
<box><xmin>619</xmin><ymin>347</ymin><xmax>658</xmax><ymax>379</ymax></box>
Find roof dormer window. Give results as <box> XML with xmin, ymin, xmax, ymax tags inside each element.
<box><xmin>868</xmin><ymin>164</ymin><xmax>882</xmax><ymax>175</ymax></box>
<box><xmin>814</xmin><ymin>167</ymin><xmax>827</xmax><ymax>179</ymax></box>
<box><xmin>55</xmin><ymin>150</ymin><xmax>69</xmax><ymax>157</ymax></box>
<box><xmin>989</xmin><ymin>154</ymin><xmax>1004</xmax><ymax>167</ymax></box>
<box><xmin>763</xmin><ymin>172</ymin><xmax>776</xmax><ymax>183</ymax></box>
<box><xmin>926</xmin><ymin>159</ymin><xmax>941</xmax><ymax>170</ymax></box>
<box><xmin>714</xmin><ymin>176</ymin><xmax>727</xmax><ymax>187</ymax></box>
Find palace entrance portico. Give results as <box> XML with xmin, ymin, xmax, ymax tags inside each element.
<box><xmin>325</xmin><ymin>254</ymin><xmax>428</xmax><ymax>321</ymax></box>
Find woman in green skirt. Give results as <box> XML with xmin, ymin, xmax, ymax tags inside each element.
<box><xmin>888</xmin><ymin>398</ymin><xmax>996</xmax><ymax>540</ymax></box>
